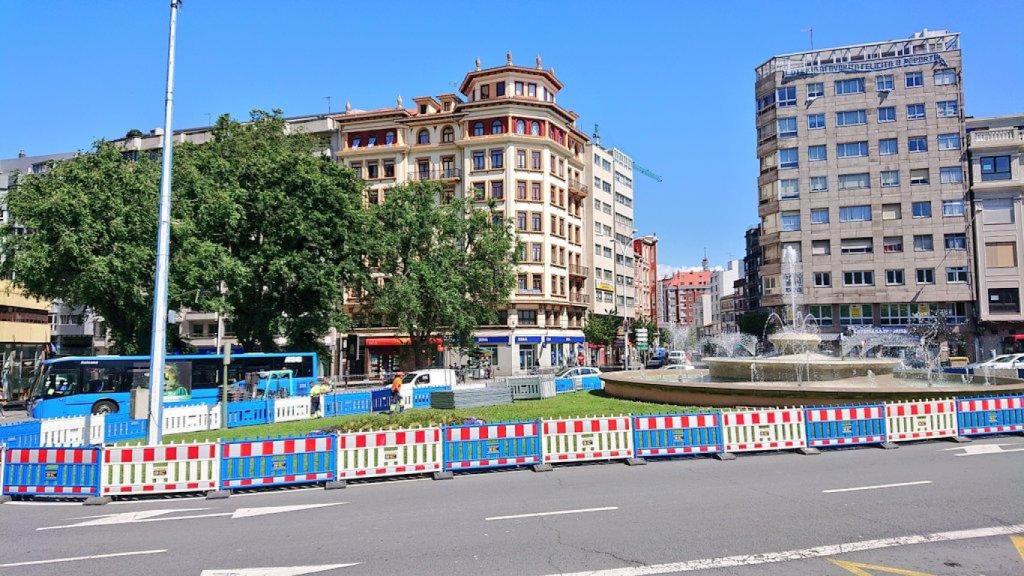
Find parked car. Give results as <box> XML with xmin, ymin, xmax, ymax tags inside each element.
<box><xmin>966</xmin><ymin>354</ymin><xmax>1024</xmax><ymax>371</ymax></box>
<box><xmin>664</xmin><ymin>363</ymin><xmax>696</xmax><ymax>371</ymax></box>
<box><xmin>646</xmin><ymin>357</ymin><xmax>666</xmax><ymax>369</ymax></box>
<box><xmin>666</xmin><ymin>351</ymin><xmax>688</xmax><ymax>365</ymax></box>
<box><xmin>553</xmin><ymin>366</ymin><xmax>602</xmax><ymax>392</ymax></box>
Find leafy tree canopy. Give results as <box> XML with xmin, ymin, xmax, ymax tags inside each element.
<box><xmin>583</xmin><ymin>312</ymin><xmax>621</xmax><ymax>346</ymax></box>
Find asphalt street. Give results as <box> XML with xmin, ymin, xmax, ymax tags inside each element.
<box><xmin>2</xmin><ymin>435</ymin><xmax>1023</xmax><ymax>575</ymax></box>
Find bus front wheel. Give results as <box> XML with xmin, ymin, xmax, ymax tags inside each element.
<box><xmin>91</xmin><ymin>400</ymin><xmax>119</xmax><ymax>415</ymax></box>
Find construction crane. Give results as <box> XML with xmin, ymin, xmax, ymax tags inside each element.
<box><xmin>633</xmin><ymin>162</ymin><xmax>663</xmax><ymax>183</ymax></box>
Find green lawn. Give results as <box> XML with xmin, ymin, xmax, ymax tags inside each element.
<box><xmin>166</xmin><ymin>391</ymin><xmax>693</xmax><ymax>444</ymax></box>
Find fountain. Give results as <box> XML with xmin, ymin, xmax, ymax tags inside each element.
<box><xmin>601</xmin><ymin>246</ymin><xmax>1024</xmax><ymax>407</ymax></box>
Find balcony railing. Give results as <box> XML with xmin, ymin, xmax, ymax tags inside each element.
<box><xmin>970</xmin><ymin>128</ymin><xmax>1024</xmax><ymax>146</ymax></box>
<box><xmin>408</xmin><ymin>168</ymin><xmax>463</xmax><ymax>181</ymax></box>
<box><xmin>0</xmin><ymin>311</ymin><xmax>49</xmax><ymax>324</ymax></box>
<box><xmin>516</xmin><ymin>288</ymin><xmax>543</xmax><ymax>296</ymax></box>
<box><xmin>568</xmin><ymin>264</ymin><xmax>589</xmax><ymax>277</ymax></box>
<box><xmin>568</xmin><ymin>180</ymin><xmax>589</xmax><ymax>196</ymax></box>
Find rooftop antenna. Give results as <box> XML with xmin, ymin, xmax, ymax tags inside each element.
<box><xmin>324</xmin><ymin>96</ymin><xmax>332</xmax><ymax>114</ymax></box>
<box><xmin>803</xmin><ymin>27</ymin><xmax>814</xmax><ymax>50</ymax></box>
<box><xmin>205</xmin><ymin>113</ymin><xmax>212</xmax><ymax>126</ymax></box>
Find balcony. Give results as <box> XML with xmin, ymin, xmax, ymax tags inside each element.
<box><xmin>568</xmin><ymin>179</ymin><xmax>589</xmax><ymax>197</ymax></box>
<box><xmin>970</xmin><ymin>128</ymin><xmax>1024</xmax><ymax>149</ymax></box>
<box><xmin>516</xmin><ymin>288</ymin><xmax>543</xmax><ymax>296</ymax></box>
<box><xmin>408</xmin><ymin>168</ymin><xmax>463</xmax><ymax>181</ymax></box>
<box><xmin>569</xmin><ymin>293</ymin><xmax>590</xmax><ymax>305</ymax></box>
<box><xmin>568</xmin><ymin>264</ymin><xmax>589</xmax><ymax>278</ymax></box>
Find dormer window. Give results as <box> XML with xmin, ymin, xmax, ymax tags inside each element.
<box><xmin>496</xmin><ymin>82</ymin><xmax>506</xmax><ymax>97</ymax></box>
<box><xmin>473</xmin><ymin>122</ymin><xmax>484</xmax><ymax>136</ymax></box>
<box><xmin>515</xmin><ymin>119</ymin><xmax>526</xmax><ymax>134</ymax></box>
<box><xmin>385</xmin><ymin>132</ymin><xmax>395</xmax><ymax>146</ymax></box>
<box><xmin>417</xmin><ymin>129</ymin><xmax>430</xmax><ymax>145</ymax></box>
<box><xmin>443</xmin><ymin>101</ymin><xmax>452</xmax><ymax>111</ymax></box>
<box><xmin>419</xmin><ymin>104</ymin><xmax>428</xmax><ymax>114</ymax></box>
<box><xmin>515</xmin><ymin>81</ymin><xmax>524</xmax><ymax>96</ymax></box>
<box><xmin>442</xmin><ymin>126</ymin><xmax>455</xmax><ymax>142</ymax></box>
<box><xmin>491</xmin><ymin>119</ymin><xmax>503</xmax><ymax>134</ymax></box>
<box><xmin>530</xmin><ymin>121</ymin><xmax>541</xmax><ymax>136</ymax></box>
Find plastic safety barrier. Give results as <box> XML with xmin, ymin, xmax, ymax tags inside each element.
<box><xmin>0</xmin><ymin>420</ymin><xmax>42</xmax><ymax>449</ymax></box>
<box><xmin>885</xmin><ymin>399</ymin><xmax>957</xmax><ymax>442</ymax></box>
<box><xmin>721</xmin><ymin>407</ymin><xmax>806</xmax><ymax>453</ymax></box>
<box><xmin>370</xmin><ymin>387</ymin><xmax>392</xmax><ymax>412</ymax></box>
<box><xmin>2</xmin><ymin>446</ymin><xmax>101</xmax><ymax>497</ymax></box>
<box><xmin>632</xmin><ymin>413</ymin><xmax>722</xmax><ymax>457</ymax></box>
<box><xmin>804</xmin><ymin>405</ymin><xmax>886</xmax><ymax>448</ymax></box>
<box><xmin>220</xmin><ymin>435</ymin><xmax>335</xmax><ymax>490</ymax></box>
<box><xmin>554</xmin><ymin>379</ymin><xmax>574</xmax><ymax>394</ymax></box>
<box><xmin>40</xmin><ymin>415</ymin><xmax>89</xmax><ymax>447</ymax></box>
<box><xmin>103</xmin><ymin>415</ymin><xmax>148</xmax><ymax>444</ymax></box>
<box><xmin>541</xmin><ymin>416</ymin><xmax>633</xmax><ymax>464</ymax></box>
<box><xmin>102</xmin><ymin>442</ymin><xmax>219</xmax><ymax>496</ymax></box>
<box><xmin>163</xmin><ymin>403</ymin><xmax>216</xmax><ymax>435</ymax></box>
<box><xmin>507</xmin><ymin>376</ymin><xmax>542</xmax><ymax>400</ymax></box>
<box><xmin>443</xmin><ymin>421</ymin><xmax>540</xmax><ymax>471</ymax></box>
<box><xmin>273</xmin><ymin>396</ymin><xmax>312</xmax><ymax>423</ymax></box>
<box><xmin>323</xmin><ymin>391</ymin><xmax>372</xmax><ymax>417</ymax></box>
<box><xmin>227</xmin><ymin>399</ymin><xmax>272</xmax><ymax>428</ymax></box>
<box><xmin>336</xmin><ymin>427</ymin><xmax>441</xmax><ymax>480</ymax></box>
<box><xmin>956</xmin><ymin>395</ymin><xmax>1024</xmax><ymax>436</ymax></box>
<box><xmin>412</xmin><ymin>385</ymin><xmax>451</xmax><ymax>408</ymax></box>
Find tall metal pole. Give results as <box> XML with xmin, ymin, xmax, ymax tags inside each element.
<box><xmin>146</xmin><ymin>0</ymin><xmax>181</xmax><ymax>444</ymax></box>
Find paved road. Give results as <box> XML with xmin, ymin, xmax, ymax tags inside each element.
<box><xmin>2</xmin><ymin>436</ymin><xmax>1023</xmax><ymax>575</ymax></box>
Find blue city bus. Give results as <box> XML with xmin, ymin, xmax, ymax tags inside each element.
<box><xmin>28</xmin><ymin>352</ymin><xmax>320</xmax><ymax>418</ymax></box>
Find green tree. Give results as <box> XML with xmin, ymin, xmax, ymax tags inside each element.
<box><xmin>362</xmin><ymin>181</ymin><xmax>516</xmax><ymax>367</ymax></box>
<box><xmin>583</xmin><ymin>312</ymin><xmax>621</xmax><ymax>346</ymax></box>
<box><xmin>737</xmin><ymin>309</ymin><xmax>775</xmax><ymax>341</ymax></box>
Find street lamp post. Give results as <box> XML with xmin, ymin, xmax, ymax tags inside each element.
<box><xmin>146</xmin><ymin>0</ymin><xmax>182</xmax><ymax>444</ymax></box>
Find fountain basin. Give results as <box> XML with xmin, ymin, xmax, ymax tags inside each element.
<box><xmin>706</xmin><ymin>353</ymin><xmax>899</xmax><ymax>382</ymax></box>
<box><xmin>768</xmin><ymin>331</ymin><xmax>822</xmax><ymax>354</ymax></box>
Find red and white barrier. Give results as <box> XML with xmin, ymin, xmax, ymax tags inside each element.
<box><xmin>721</xmin><ymin>407</ymin><xmax>806</xmax><ymax>453</ymax></box>
<box><xmin>541</xmin><ymin>416</ymin><xmax>633</xmax><ymax>463</ymax></box>
<box><xmin>886</xmin><ymin>399</ymin><xmax>957</xmax><ymax>442</ymax></box>
<box><xmin>102</xmin><ymin>443</ymin><xmax>219</xmax><ymax>495</ymax></box>
<box><xmin>336</xmin><ymin>427</ymin><xmax>441</xmax><ymax>479</ymax></box>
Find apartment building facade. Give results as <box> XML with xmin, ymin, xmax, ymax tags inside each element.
<box><xmin>334</xmin><ymin>55</ymin><xmax>590</xmax><ymax>376</ymax></box>
<box><xmin>660</xmin><ymin>269</ymin><xmax>712</xmax><ymax>327</ymax></box>
<box><xmin>708</xmin><ymin>260</ymin><xmax>744</xmax><ymax>335</ymax></box>
<box><xmin>586</xmin><ymin>142</ymin><xmax>637</xmax><ymax>320</ymax></box>
<box><xmin>633</xmin><ymin>235</ymin><xmax>658</xmax><ymax>323</ymax></box>
<box><xmin>755</xmin><ymin>29</ymin><xmax>972</xmax><ymax>334</ymax></box>
<box><xmin>967</xmin><ymin>115</ymin><xmax>1024</xmax><ymax>356</ymax></box>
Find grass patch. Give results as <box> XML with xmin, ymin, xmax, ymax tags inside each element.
<box><xmin>165</xmin><ymin>391</ymin><xmax>694</xmax><ymax>444</ymax></box>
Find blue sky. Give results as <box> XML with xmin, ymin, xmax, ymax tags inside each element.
<box><xmin>2</xmin><ymin>1</ymin><xmax>1022</xmax><ymax>269</ymax></box>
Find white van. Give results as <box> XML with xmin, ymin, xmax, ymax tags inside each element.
<box><xmin>401</xmin><ymin>368</ymin><xmax>458</xmax><ymax>387</ymax></box>
<box><xmin>666</xmin><ymin>351</ymin><xmax>688</xmax><ymax>365</ymax></box>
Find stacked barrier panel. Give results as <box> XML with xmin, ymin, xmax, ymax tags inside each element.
<box><xmin>336</xmin><ymin>427</ymin><xmax>442</xmax><ymax>479</ymax></box>
<box><xmin>323</xmin><ymin>391</ymin><xmax>372</xmax><ymax>417</ymax></box>
<box><xmin>273</xmin><ymin>396</ymin><xmax>312</xmax><ymax>423</ymax></box>
<box><xmin>885</xmin><ymin>399</ymin><xmax>957</xmax><ymax>442</ymax></box>
<box><xmin>102</xmin><ymin>443</ymin><xmax>219</xmax><ymax>496</ymax></box>
<box><xmin>804</xmin><ymin>405</ymin><xmax>887</xmax><ymax>448</ymax></box>
<box><xmin>413</xmin><ymin>385</ymin><xmax>451</xmax><ymax>408</ymax></box>
<box><xmin>220</xmin><ymin>435</ymin><xmax>335</xmax><ymax>489</ymax></box>
<box><xmin>956</xmin><ymin>396</ymin><xmax>1024</xmax><ymax>436</ymax></box>
<box><xmin>163</xmin><ymin>403</ymin><xmax>216</xmax><ymax>434</ymax></box>
<box><xmin>721</xmin><ymin>407</ymin><xmax>806</xmax><ymax>453</ymax></box>
<box><xmin>632</xmin><ymin>413</ymin><xmax>722</xmax><ymax>457</ymax></box>
<box><xmin>443</xmin><ymin>421</ymin><xmax>541</xmax><ymax>471</ymax></box>
<box><xmin>0</xmin><ymin>420</ymin><xmax>42</xmax><ymax>449</ymax></box>
<box><xmin>370</xmin><ymin>387</ymin><xmax>392</xmax><ymax>412</ymax></box>
<box><xmin>103</xmin><ymin>415</ymin><xmax>148</xmax><ymax>444</ymax></box>
<box><xmin>86</xmin><ymin>413</ymin><xmax>106</xmax><ymax>445</ymax></box>
<box><xmin>227</xmin><ymin>400</ymin><xmax>272</xmax><ymax>428</ymax></box>
<box><xmin>40</xmin><ymin>416</ymin><xmax>87</xmax><ymax>447</ymax></box>
<box><xmin>2</xmin><ymin>447</ymin><xmax>101</xmax><ymax>497</ymax></box>
<box><xmin>541</xmin><ymin>416</ymin><xmax>633</xmax><ymax>463</ymax></box>
<box><xmin>507</xmin><ymin>377</ymin><xmax>542</xmax><ymax>400</ymax></box>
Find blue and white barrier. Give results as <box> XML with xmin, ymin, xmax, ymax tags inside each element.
<box><xmin>323</xmin><ymin>390</ymin><xmax>372</xmax><ymax>417</ymax></box>
<box><xmin>227</xmin><ymin>399</ymin><xmax>272</xmax><ymax>428</ymax></box>
<box><xmin>220</xmin><ymin>435</ymin><xmax>335</xmax><ymax>490</ymax></box>
<box><xmin>632</xmin><ymin>413</ymin><xmax>722</xmax><ymax>457</ymax></box>
<box><xmin>0</xmin><ymin>420</ymin><xmax>42</xmax><ymax>449</ymax></box>
<box><xmin>443</xmin><ymin>421</ymin><xmax>541</xmax><ymax>471</ymax></box>
<box><xmin>957</xmin><ymin>396</ymin><xmax>1024</xmax><ymax>436</ymax></box>
<box><xmin>804</xmin><ymin>405</ymin><xmax>887</xmax><ymax>448</ymax></box>
<box><xmin>2</xmin><ymin>446</ymin><xmax>101</xmax><ymax>498</ymax></box>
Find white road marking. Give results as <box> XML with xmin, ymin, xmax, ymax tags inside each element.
<box><xmin>822</xmin><ymin>480</ymin><xmax>932</xmax><ymax>494</ymax></box>
<box><xmin>486</xmin><ymin>506</ymin><xmax>618</xmax><ymax>521</ymax></box>
<box><xmin>944</xmin><ymin>443</ymin><xmax>1024</xmax><ymax>457</ymax></box>
<box><xmin>38</xmin><ymin>502</ymin><xmax>346</xmax><ymax>530</ymax></box>
<box><xmin>199</xmin><ymin>564</ymin><xmax>359</xmax><ymax>576</ymax></box>
<box><xmin>0</xmin><ymin>549</ymin><xmax>166</xmax><ymax>568</ymax></box>
<box><xmin>542</xmin><ymin>523</ymin><xmax>1024</xmax><ymax>576</ymax></box>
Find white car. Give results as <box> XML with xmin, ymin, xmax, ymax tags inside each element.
<box><xmin>969</xmin><ymin>354</ymin><xmax>1024</xmax><ymax>371</ymax></box>
<box><xmin>664</xmin><ymin>363</ymin><xmax>696</xmax><ymax>371</ymax></box>
<box><xmin>666</xmin><ymin>351</ymin><xmax>688</xmax><ymax>365</ymax></box>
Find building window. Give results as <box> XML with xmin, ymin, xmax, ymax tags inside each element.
<box><xmin>531</xmin><ymin>182</ymin><xmax>542</xmax><ymax>201</ymax></box>
<box><xmin>383</xmin><ymin>160</ymin><xmax>395</xmax><ymax>178</ymax></box>
<box><xmin>780</xmin><ymin>211</ymin><xmax>801</xmax><ymax>231</ymax></box>
<box><xmin>514</xmin><ymin>119</ymin><xmax>526</xmax><ymax>134</ymax></box>
<box><xmin>883</xmin><ymin>236</ymin><xmax>904</xmax><ymax>253</ymax></box>
<box><xmin>913</xmin><ymin>234</ymin><xmax>934</xmax><ymax>252</ymax></box>
<box><xmin>936</xmin><ymin>100</ymin><xmax>959</xmax><ymax>118</ymax></box>
<box><xmin>875</xmin><ymin>74</ymin><xmax>894</xmax><ymax>91</ymax></box>
<box><xmin>812</xmin><ymin>239</ymin><xmax>830</xmax><ymax>255</ymax></box>
<box><xmin>366</xmin><ymin>162</ymin><xmax>379</xmax><ymax>179</ymax></box>
<box><xmin>837</xmin><ymin>141</ymin><xmax>868</xmax><ymax>158</ymax></box>
<box><xmin>939</xmin><ymin>167</ymin><xmax>963</xmax><ymax>184</ymax></box>
<box><xmin>519</xmin><ymin>309</ymin><xmax>537</xmax><ymax>325</ymax></box>
<box><xmin>885</xmin><ymin>269</ymin><xmax>905</xmax><ymax>286</ymax></box>
<box><xmin>839</xmin><ymin>205</ymin><xmax>871</xmax><ymax>222</ymax></box>
<box><xmin>989</xmin><ymin>288</ymin><xmax>1021</xmax><ymax>314</ymax></box>
<box><xmin>515</xmin><ymin>81</ymin><xmax>524</xmax><ymax>96</ymax></box>
<box><xmin>843</xmin><ymin>271</ymin><xmax>874</xmax><ymax>286</ymax></box>
<box><xmin>530</xmin><ymin>121</ymin><xmax>541</xmax><ymax>136</ymax></box>
<box><xmin>527</xmin><ymin>83</ymin><xmax>537</xmax><ymax>97</ymax></box>
<box><xmin>807</xmin><ymin>82</ymin><xmax>824</xmax><ymax>98</ymax></box>
<box><xmin>491</xmin><ymin>119</ymin><xmax>503</xmax><ymax>134</ymax></box>
<box><xmin>417</xmin><ymin>129</ymin><xmax>430</xmax><ymax>145</ymax></box>
<box><xmin>879</xmin><ymin>303</ymin><xmax>912</xmax><ymax>326</ymax></box>
<box><xmin>779</xmin><ymin>179</ymin><xmax>799</xmax><ymax>199</ymax></box>
<box><xmin>810</xmin><ymin>208</ymin><xmax>829</xmax><ymax>224</ymax></box>
<box><xmin>777</xmin><ymin>117</ymin><xmax>797</xmax><ymax>138</ymax></box>
<box><xmin>807</xmin><ymin>145</ymin><xmax>826</xmax><ymax>162</ymax></box>
<box><xmin>937</xmin><ymin>133</ymin><xmax>960</xmax><ymax>150</ymax></box>
<box><xmin>882</xmin><ymin>203</ymin><xmax>902</xmax><ymax>220</ymax></box>
<box><xmin>840</xmin><ymin>304</ymin><xmax>872</xmax><ymax>325</ymax></box>
<box><xmin>809</xmin><ymin>176</ymin><xmax>828</xmax><ymax>192</ymax></box>
<box><xmin>776</xmin><ymin>86</ymin><xmax>796</xmax><ymax>107</ymax></box>
<box><xmin>472</xmin><ymin>122</ymin><xmax>484</xmax><ymax>136</ymax></box>
<box><xmin>531</xmin><ymin>213</ymin><xmax>542</xmax><ymax>232</ymax></box>
<box><xmin>879</xmin><ymin>138</ymin><xmax>898</xmax><ymax>156</ymax></box>
<box><xmin>986</xmin><ymin>242</ymin><xmax>1017</xmax><ymax>268</ymax></box>
<box><xmin>367</xmin><ymin>135</ymin><xmax>377</xmax><ymax>147</ymax></box>
<box><xmin>906</xmin><ymin>103</ymin><xmax>926</xmax><ymax>120</ymax></box>
<box><xmin>531</xmin><ymin>150</ymin><xmax>542</xmax><ymax>170</ymax></box>
<box><xmin>838</xmin><ymin>173</ymin><xmax>870</xmax><ymax>190</ymax></box>
<box><xmin>905</xmin><ymin>71</ymin><xmax>924</xmax><ymax>88</ymax></box>
<box><xmin>491</xmin><ymin>181</ymin><xmax>504</xmax><ymax>200</ymax></box>
<box><xmin>472</xmin><ymin>151</ymin><xmax>485</xmax><ymax>170</ymax></box>
<box><xmin>779</xmin><ymin>148</ymin><xmax>799</xmax><ymax>169</ymax></box>
<box><xmin>417</xmin><ymin>160</ymin><xmax>430</xmax><ymax>179</ymax></box>
<box><xmin>841</xmin><ymin>237</ymin><xmax>873</xmax><ymax>254</ymax></box>
<box><xmin>944</xmin><ymin>233</ymin><xmax>967</xmax><ymax>251</ymax></box>
<box><xmin>835</xmin><ymin>78</ymin><xmax>865</xmax><ymax>95</ymax></box>
<box><xmin>807</xmin><ymin>113</ymin><xmax>825</xmax><ymax>129</ymax></box>
<box><xmin>385</xmin><ymin>132</ymin><xmax>395</xmax><ymax>145</ymax></box>
<box><xmin>810</xmin><ymin>305</ymin><xmax>834</xmax><ymax>326</ymax></box>
<box><xmin>496</xmin><ymin>82</ymin><xmax>505</xmax><ymax>97</ymax></box>
<box><xmin>942</xmin><ymin>200</ymin><xmax>965</xmax><ymax>217</ymax></box>
<box><xmin>916</xmin><ymin>268</ymin><xmax>935</xmax><ymax>284</ymax></box>
<box><xmin>877</xmin><ymin>107</ymin><xmax>896</xmax><ymax>123</ymax></box>
<box><xmin>981</xmin><ymin>156</ymin><xmax>1012</xmax><ymax>181</ymax></box>
<box><xmin>351</xmin><ymin>136</ymin><xmax>362</xmax><ymax>148</ymax></box>
<box><xmin>472</xmin><ymin>182</ymin><xmax>485</xmax><ymax>200</ymax></box>
<box><xmin>490</xmin><ymin>149</ymin><xmax>503</xmax><ymax>169</ymax></box>
<box><xmin>982</xmin><ymin>198</ymin><xmax>1014</xmax><ymax>224</ymax></box>
<box><xmin>813</xmin><ymin>272</ymin><xmax>831</xmax><ymax>287</ymax></box>
<box><xmin>480</xmin><ymin>84</ymin><xmax>490</xmax><ymax>99</ymax></box>
<box><xmin>836</xmin><ymin>110</ymin><xmax>867</xmax><ymax>126</ymax></box>
<box><xmin>441</xmin><ymin>126</ymin><xmax>454</xmax><ymax>142</ymax></box>
<box><xmin>909</xmin><ymin>168</ymin><xmax>930</xmax><ymax>185</ymax></box>
<box><xmin>912</xmin><ymin>201</ymin><xmax>932</xmax><ymax>218</ymax></box>
<box><xmin>934</xmin><ymin>69</ymin><xmax>957</xmax><ymax>85</ymax></box>
<box><xmin>946</xmin><ymin>266</ymin><xmax>968</xmax><ymax>283</ymax></box>
<box><xmin>516</xmin><ymin>181</ymin><xmax>527</xmax><ymax>200</ymax></box>
<box><xmin>881</xmin><ymin>170</ymin><xmax>901</xmax><ymax>187</ymax></box>
<box><xmin>349</xmin><ymin>162</ymin><xmax>362</xmax><ymax>178</ymax></box>
<box><xmin>908</xmin><ymin>136</ymin><xmax>928</xmax><ymax>152</ymax></box>
<box><xmin>515</xmin><ymin>149</ymin><xmax>526</xmax><ymax>169</ymax></box>
<box><xmin>516</xmin><ymin>211</ymin><xmax>527</xmax><ymax>230</ymax></box>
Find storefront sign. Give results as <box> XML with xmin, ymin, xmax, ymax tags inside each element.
<box><xmin>475</xmin><ymin>336</ymin><xmax>510</xmax><ymax>345</ymax></box>
<box><xmin>515</xmin><ymin>336</ymin><xmax>542</xmax><ymax>344</ymax></box>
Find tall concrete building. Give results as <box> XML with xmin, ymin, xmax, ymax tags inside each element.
<box><xmin>633</xmin><ymin>235</ymin><xmax>658</xmax><ymax>323</ymax></box>
<box><xmin>966</xmin><ymin>115</ymin><xmax>1024</xmax><ymax>356</ymax></box>
<box><xmin>660</xmin><ymin>268</ymin><xmax>712</xmax><ymax>327</ymax></box>
<box><xmin>755</xmin><ymin>29</ymin><xmax>971</xmax><ymax>333</ymax></box>
<box><xmin>587</xmin><ymin>138</ymin><xmax>636</xmax><ymax>321</ymax></box>
<box><xmin>708</xmin><ymin>260</ymin><xmax>744</xmax><ymax>335</ymax></box>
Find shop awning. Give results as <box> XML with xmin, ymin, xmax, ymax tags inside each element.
<box><xmin>364</xmin><ymin>337</ymin><xmax>442</xmax><ymax>347</ymax></box>
<box><xmin>475</xmin><ymin>336</ymin><xmax>510</xmax><ymax>345</ymax></box>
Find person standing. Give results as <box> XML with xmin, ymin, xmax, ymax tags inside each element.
<box><xmin>390</xmin><ymin>371</ymin><xmax>404</xmax><ymax>413</ymax></box>
<box><xmin>576</xmin><ymin>350</ymin><xmax>586</xmax><ymax>367</ymax></box>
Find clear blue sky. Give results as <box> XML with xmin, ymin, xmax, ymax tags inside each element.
<box><xmin>2</xmin><ymin>1</ymin><xmax>1022</xmax><ymax>269</ymax></box>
